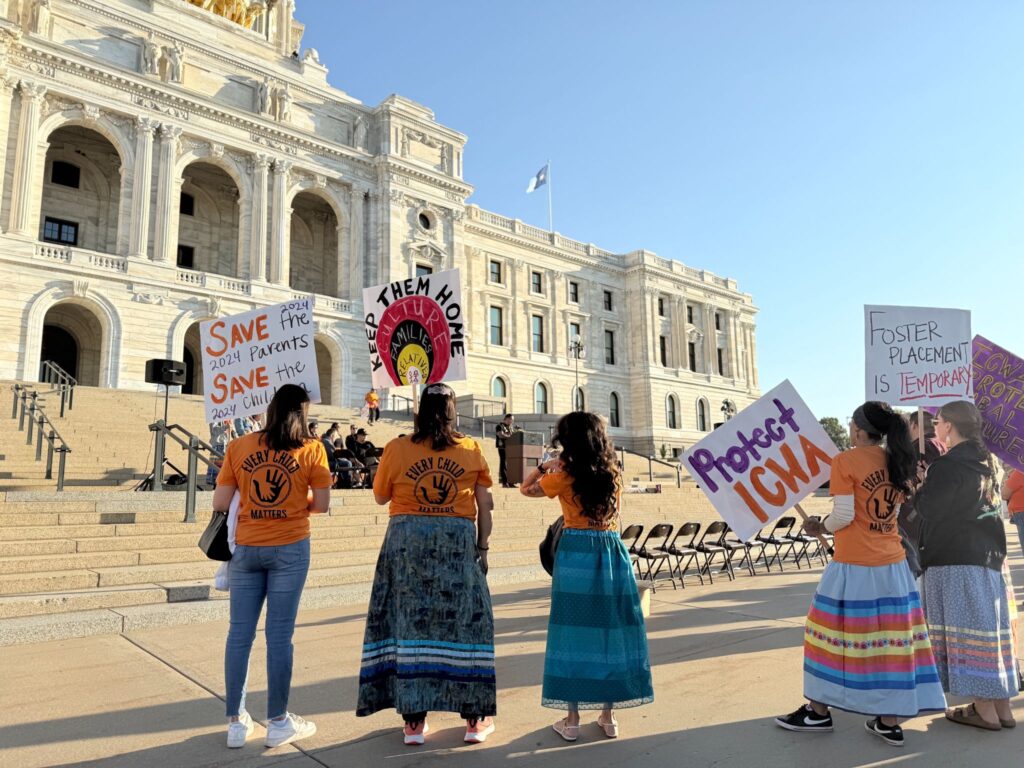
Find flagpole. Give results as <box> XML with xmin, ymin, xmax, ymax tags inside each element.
<box><xmin>547</xmin><ymin>159</ymin><xmax>553</xmax><ymax>232</ymax></box>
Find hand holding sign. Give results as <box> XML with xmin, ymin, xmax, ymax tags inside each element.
<box><xmin>683</xmin><ymin>380</ymin><xmax>837</xmax><ymax>542</ymax></box>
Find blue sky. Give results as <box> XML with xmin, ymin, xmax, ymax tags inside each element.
<box><xmin>299</xmin><ymin>1</ymin><xmax>1024</xmax><ymax>421</ymax></box>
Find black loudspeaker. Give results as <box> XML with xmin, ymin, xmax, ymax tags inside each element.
<box><xmin>145</xmin><ymin>358</ymin><xmax>187</xmax><ymax>387</ymax></box>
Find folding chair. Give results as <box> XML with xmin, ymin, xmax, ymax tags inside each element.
<box><xmin>806</xmin><ymin>515</ymin><xmax>833</xmax><ymax>565</ymax></box>
<box><xmin>783</xmin><ymin>522</ymin><xmax>817</xmax><ymax>569</ymax></box>
<box><xmin>633</xmin><ymin>523</ymin><xmax>675</xmax><ymax>591</ymax></box>
<box><xmin>619</xmin><ymin>524</ymin><xmax>645</xmax><ymax>580</ymax></box>
<box><xmin>721</xmin><ymin>525</ymin><xmax>764</xmax><ymax>577</ymax></box>
<box><xmin>660</xmin><ymin>521</ymin><xmax>704</xmax><ymax>587</ymax></box>
<box><xmin>695</xmin><ymin>520</ymin><xmax>733</xmax><ymax>582</ymax></box>
<box><xmin>756</xmin><ymin>517</ymin><xmax>797</xmax><ymax>572</ymax></box>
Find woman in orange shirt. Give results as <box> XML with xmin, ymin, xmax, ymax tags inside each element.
<box><xmin>776</xmin><ymin>401</ymin><xmax>945</xmax><ymax>747</ymax></box>
<box><xmin>356</xmin><ymin>383</ymin><xmax>497</xmax><ymax>746</ymax></box>
<box><xmin>214</xmin><ymin>384</ymin><xmax>332</xmax><ymax>750</ymax></box>
<box><xmin>1002</xmin><ymin>466</ymin><xmax>1024</xmax><ymax>554</ymax></box>
<box><xmin>520</xmin><ymin>411</ymin><xmax>653</xmax><ymax>742</ymax></box>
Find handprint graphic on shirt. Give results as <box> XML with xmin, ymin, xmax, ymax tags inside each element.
<box><xmin>419</xmin><ymin>474</ymin><xmax>455</xmax><ymax>506</ymax></box>
<box><xmin>868</xmin><ymin>484</ymin><xmax>899</xmax><ymax>522</ymax></box>
<box><xmin>250</xmin><ymin>465</ymin><xmax>291</xmax><ymax>506</ymax></box>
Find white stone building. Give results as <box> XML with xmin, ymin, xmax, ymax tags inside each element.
<box><xmin>0</xmin><ymin>0</ymin><xmax>759</xmax><ymax>454</ymax></box>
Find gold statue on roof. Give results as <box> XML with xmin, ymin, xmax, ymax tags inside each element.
<box><xmin>185</xmin><ymin>0</ymin><xmax>265</xmax><ymax>30</ymax></box>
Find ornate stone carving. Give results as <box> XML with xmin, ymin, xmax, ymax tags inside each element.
<box><xmin>131</xmin><ymin>290</ymin><xmax>166</xmax><ymax>305</ymax></box>
<box><xmin>256</xmin><ymin>76</ymin><xmax>271</xmax><ymax>115</ymax></box>
<box><xmin>206</xmin><ymin>297</ymin><xmax>222</xmax><ymax>317</ymax></box>
<box><xmin>18</xmin><ymin>80</ymin><xmax>47</xmax><ymax>103</ymax></box>
<box><xmin>40</xmin><ymin>94</ymin><xmax>84</xmax><ymax>120</ymax></box>
<box><xmin>72</xmin><ymin>279</ymin><xmax>89</xmax><ymax>298</ymax></box>
<box><xmin>388</xmin><ymin>188</ymin><xmax>406</xmax><ymax>205</ymax></box>
<box><xmin>303</xmin><ymin>48</ymin><xmax>321</xmax><ymax>65</ymax></box>
<box><xmin>82</xmin><ymin>104</ymin><xmax>101</xmax><ymax>123</ymax></box>
<box><xmin>179</xmin><ymin>136</ymin><xmax>209</xmax><ymax>156</ymax></box>
<box><xmin>353</xmin><ymin>114</ymin><xmax>368</xmax><ymax>149</ymax></box>
<box><xmin>210</xmin><ymin>143</ymin><xmax>225</xmax><ymax>158</ymax></box>
<box><xmin>131</xmin><ymin>94</ymin><xmax>189</xmax><ymax>120</ymax></box>
<box><xmin>142</xmin><ymin>32</ymin><xmax>161</xmax><ymax>76</ymax></box>
<box><xmin>274</xmin><ymin>83</ymin><xmax>291</xmax><ymax>122</ymax></box>
<box><xmin>162</xmin><ymin>42</ymin><xmax>184</xmax><ymax>84</ymax></box>
<box><xmin>400</xmin><ymin>128</ymin><xmax>443</xmax><ymax>155</ymax></box>
<box><xmin>29</xmin><ymin>0</ymin><xmax>50</xmax><ymax>36</ymax></box>
<box><xmin>250</xmin><ymin>132</ymin><xmax>298</xmax><ymax>155</ymax></box>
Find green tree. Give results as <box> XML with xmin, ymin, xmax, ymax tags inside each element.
<box><xmin>819</xmin><ymin>417</ymin><xmax>850</xmax><ymax>452</ymax></box>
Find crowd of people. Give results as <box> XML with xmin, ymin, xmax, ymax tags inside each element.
<box><xmin>207</xmin><ymin>386</ymin><xmax>1020</xmax><ymax>751</ymax></box>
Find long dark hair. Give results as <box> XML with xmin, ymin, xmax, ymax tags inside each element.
<box><xmin>853</xmin><ymin>401</ymin><xmax>915</xmax><ymax>494</ymax></box>
<box><xmin>554</xmin><ymin>411</ymin><xmax>620</xmax><ymax>524</ymax></box>
<box><xmin>939</xmin><ymin>400</ymin><xmax>998</xmax><ymax>504</ymax></box>
<box><xmin>261</xmin><ymin>384</ymin><xmax>312</xmax><ymax>451</ymax></box>
<box><xmin>411</xmin><ymin>383</ymin><xmax>464</xmax><ymax>450</ymax></box>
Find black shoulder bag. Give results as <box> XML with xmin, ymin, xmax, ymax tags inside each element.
<box><xmin>198</xmin><ymin>509</ymin><xmax>232</xmax><ymax>561</ymax></box>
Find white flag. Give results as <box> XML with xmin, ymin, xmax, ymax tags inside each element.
<box><xmin>526</xmin><ymin>164</ymin><xmax>549</xmax><ymax>194</ymax></box>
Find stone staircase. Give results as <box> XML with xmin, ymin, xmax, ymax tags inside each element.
<box><xmin>0</xmin><ymin>382</ymin><xmax>832</xmax><ymax>646</ymax></box>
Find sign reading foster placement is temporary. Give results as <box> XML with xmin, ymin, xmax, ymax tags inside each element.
<box><xmin>200</xmin><ymin>298</ymin><xmax>320</xmax><ymax>423</ymax></box>
<box><xmin>682</xmin><ymin>380</ymin><xmax>837</xmax><ymax>542</ymax></box>
<box><xmin>363</xmin><ymin>268</ymin><xmax>467</xmax><ymax>388</ymax></box>
<box><xmin>973</xmin><ymin>335</ymin><xmax>1024</xmax><ymax>473</ymax></box>
<box><xmin>865</xmin><ymin>304</ymin><xmax>972</xmax><ymax>407</ymax></box>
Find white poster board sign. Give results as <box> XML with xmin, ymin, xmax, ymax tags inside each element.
<box><xmin>363</xmin><ymin>268</ymin><xmax>467</xmax><ymax>388</ymax></box>
<box><xmin>200</xmin><ymin>298</ymin><xmax>320</xmax><ymax>423</ymax></box>
<box><xmin>864</xmin><ymin>305</ymin><xmax>972</xmax><ymax>407</ymax></box>
<box><xmin>682</xmin><ymin>380</ymin><xmax>838</xmax><ymax>542</ymax></box>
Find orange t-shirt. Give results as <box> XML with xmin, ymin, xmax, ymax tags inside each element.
<box><xmin>217</xmin><ymin>432</ymin><xmax>332</xmax><ymax>547</ymax></box>
<box><xmin>374</xmin><ymin>435</ymin><xmax>492</xmax><ymax>520</ymax></box>
<box><xmin>829</xmin><ymin>445</ymin><xmax>905</xmax><ymax>567</ymax></box>
<box><xmin>365</xmin><ymin>392</ymin><xmax>380</xmax><ymax>407</ymax></box>
<box><xmin>539</xmin><ymin>470</ymin><xmax>620</xmax><ymax>531</ymax></box>
<box><xmin>1006</xmin><ymin>469</ymin><xmax>1024</xmax><ymax>516</ymax></box>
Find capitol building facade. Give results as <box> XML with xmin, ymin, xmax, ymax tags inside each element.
<box><xmin>0</xmin><ymin>0</ymin><xmax>759</xmax><ymax>454</ymax></box>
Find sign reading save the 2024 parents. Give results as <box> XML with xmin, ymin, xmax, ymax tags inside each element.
<box><xmin>864</xmin><ymin>305</ymin><xmax>972</xmax><ymax>407</ymax></box>
<box><xmin>363</xmin><ymin>268</ymin><xmax>467</xmax><ymax>388</ymax></box>
<box><xmin>682</xmin><ymin>380</ymin><xmax>837</xmax><ymax>542</ymax></box>
<box><xmin>200</xmin><ymin>298</ymin><xmax>320</xmax><ymax>423</ymax></box>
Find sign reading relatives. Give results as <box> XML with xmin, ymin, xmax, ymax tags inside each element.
<box><xmin>200</xmin><ymin>298</ymin><xmax>320</xmax><ymax>423</ymax></box>
<box><xmin>973</xmin><ymin>335</ymin><xmax>1024</xmax><ymax>472</ymax></box>
<box><xmin>864</xmin><ymin>305</ymin><xmax>972</xmax><ymax>407</ymax></box>
<box><xmin>682</xmin><ymin>380</ymin><xmax>837</xmax><ymax>542</ymax></box>
<box><xmin>363</xmin><ymin>268</ymin><xmax>467</xmax><ymax>388</ymax></box>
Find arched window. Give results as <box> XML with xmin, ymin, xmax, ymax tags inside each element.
<box><xmin>697</xmin><ymin>398</ymin><xmax>709</xmax><ymax>432</ymax></box>
<box><xmin>609</xmin><ymin>392</ymin><xmax>621</xmax><ymax>428</ymax></box>
<box><xmin>666</xmin><ymin>394</ymin><xmax>679</xmax><ymax>429</ymax></box>
<box><xmin>534</xmin><ymin>382</ymin><xmax>549</xmax><ymax>414</ymax></box>
<box><xmin>572</xmin><ymin>386</ymin><xmax>585</xmax><ymax>412</ymax></box>
<box><xmin>491</xmin><ymin>376</ymin><xmax>507</xmax><ymax>400</ymax></box>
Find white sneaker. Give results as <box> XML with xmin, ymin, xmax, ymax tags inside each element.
<box><xmin>226</xmin><ymin>711</ymin><xmax>254</xmax><ymax>748</ymax></box>
<box><xmin>265</xmin><ymin>712</ymin><xmax>317</xmax><ymax>748</ymax></box>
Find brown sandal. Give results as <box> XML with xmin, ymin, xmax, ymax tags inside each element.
<box><xmin>945</xmin><ymin>704</ymin><xmax>1002</xmax><ymax>732</ymax></box>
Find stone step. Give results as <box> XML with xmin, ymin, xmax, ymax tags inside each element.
<box><xmin>0</xmin><ymin>584</ymin><xmax>169</xmax><ymax>620</ymax></box>
<box><xmin>0</xmin><ymin>550</ymin><xmax>141</xmax><ymax>575</ymax></box>
<box><xmin>0</xmin><ymin>569</ymin><xmax>99</xmax><ymax>595</ymax></box>
<box><xmin>0</xmin><ymin>539</ymin><xmax>77</xmax><ymax>557</ymax></box>
<box><xmin>0</xmin><ymin>524</ymin><xmax>115</xmax><ymax>541</ymax></box>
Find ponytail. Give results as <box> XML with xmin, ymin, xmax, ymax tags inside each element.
<box><xmin>855</xmin><ymin>401</ymin><xmax>915</xmax><ymax>494</ymax></box>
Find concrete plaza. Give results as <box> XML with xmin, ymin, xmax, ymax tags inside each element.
<box><xmin>3</xmin><ymin>559</ymin><xmax>1022</xmax><ymax>768</ymax></box>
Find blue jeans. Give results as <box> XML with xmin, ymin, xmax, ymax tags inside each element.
<box><xmin>225</xmin><ymin>537</ymin><xmax>310</xmax><ymax>719</ymax></box>
<box><xmin>1013</xmin><ymin>515</ymin><xmax>1024</xmax><ymax>556</ymax></box>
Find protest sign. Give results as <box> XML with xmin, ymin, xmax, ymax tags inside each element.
<box><xmin>363</xmin><ymin>268</ymin><xmax>467</xmax><ymax>388</ymax></box>
<box><xmin>973</xmin><ymin>335</ymin><xmax>1024</xmax><ymax>473</ymax></box>
<box><xmin>682</xmin><ymin>380</ymin><xmax>837</xmax><ymax>542</ymax></box>
<box><xmin>200</xmin><ymin>298</ymin><xmax>320</xmax><ymax>423</ymax></box>
<box><xmin>864</xmin><ymin>305</ymin><xmax>972</xmax><ymax>407</ymax></box>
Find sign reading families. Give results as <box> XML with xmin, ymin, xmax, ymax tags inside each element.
<box><xmin>682</xmin><ymin>380</ymin><xmax>837</xmax><ymax>542</ymax></box>
<box><xmin>864</xmin><ymin>305</ymin><xmax>972</xmax><ymax>407</ymax></box>
<box><xmin>973</xmin><ymin>335</ymin><xmax>1024</xmax><ymax>473</ymax></box>
<box><xmin>200</xmin><ymin>298</ymin><xmax>320</xmax><ymax>423</ymax></box>
<box><xmin>363</xmin><ymin>268</ymin><xmax>467</xmax><ymax>388</ymax></box>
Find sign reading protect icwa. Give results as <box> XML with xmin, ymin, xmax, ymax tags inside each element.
<box><xmin>200</xmin><ymin>298</ymin><xmax>320</xmax><ymax>423</ymax></box>
<box><xmin>363</xmin><ymin>268</ymin><xmax>467</xmax><ymax>388</ymax></box>
<box><xmin>682</xmin><ymin>380</ymin><xmax>837</xmax><ymax>542</ymax></box>
<box><xmin>865</xmin><ymin>304</ymin><xmax>972</xmax><ymax>407</ymax></box>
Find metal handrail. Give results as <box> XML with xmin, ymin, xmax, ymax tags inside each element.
<box><xmin>40</xmin><ymin>360</ymin><xmax>76</xmax><ymax>416</ymax></box>
<box><xmin>10</xmin><ymin>384</ymin><xmax>71</xmax><ymax>490</ymax></box>
<box><xmin>616</xmin><ymin>445</ymin><xmax>682</xmax><ymax>488</ymax></box>
<box><xmin>146</xmin><ymin>419</ymin><xmax>224</xmax><ymax>523</ymax></box>
<box><xmin>456</xmin><ymin>413</ymin><xmax>547</xmax><ymax>446</ymax></box>
<box><xmin>390</xmin><ymin>394</ymin><xmax>413</xmax><ymax>414</ymax></box>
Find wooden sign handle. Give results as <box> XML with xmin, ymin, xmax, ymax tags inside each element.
<box><xmin>917</xmin><ymin>407</ymin><xmax>926</xmax><ymax>456</ymax></box>
<box><xmin>795</xmin><ymin>502</ymin><xmax>834</xmax><ymax>556</ymax></box>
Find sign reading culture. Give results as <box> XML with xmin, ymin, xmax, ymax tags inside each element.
<box><xmin>973</xmin><ymin>335</ymin><xmax>1024</xmax><ymax>473</ymax></box>
<box><xmin>682</xmin><ymin>380</ymin><xmax>837</xmax><ymax>542</ymax></box>
<box><xmin>200</xmin><ymin>298</ymin><xmax>320</xmax><ymax>423</ymax></box>
<box><xmin>864</xmin><ymin>304</ymin><xmax>972</xmax><ymax>407</ymax></box>
<box><xmin>363</xmin><ymin>268</ymin><xmax>467</xmax><ymax>388</ymax></box>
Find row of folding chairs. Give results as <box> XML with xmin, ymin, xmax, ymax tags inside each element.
<box><xmin>621</xmin><ymin>516</ymin><xmax>834</xmax><ymax>591</ymax></box>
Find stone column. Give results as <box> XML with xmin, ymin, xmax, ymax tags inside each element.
<box><xmin>249</xmin><ymin>154</ymin><xmax>270</xmax><ymax>280</ymax></box>
<box><xmin>334</xmin><ymin>222</ymin><xmax>346</xmax><ymax>298</ymax></box>
<box><xmin>128</xmin><ymin>117</ymin><xmax>157</xmax><ymax>258</ymax></box>
<box><xmin>0</xmin><ymin>76</ymin><xmax>16</xmax><ymax>232</ymax></box>
<box><xmin>8</xmin><ymin>80</ymin><xmax>46</xmax><ymax>235</ymax></box>
<box><xmin>347</xmin><ymin>185</ymin><xmax>364</xmax><ymax>299</ymax></box>
<box><xmin>509</xmin><ymin>259</ymin><xmax>520</xmax><ymax>354</ymax></box>
<box><xmin>152</xmin><ymin>124</ymin><xmax>182</xmax><ymax>263</ymax></box>
<box><xmin>269</xmin><ymin>158</ymin><xmax>292</xmax><ymax>285</ymax></box>
<box><xmin>704</xmin><ymin>305</ymin><xmax>716</xmax><ymax>375</ymax></box>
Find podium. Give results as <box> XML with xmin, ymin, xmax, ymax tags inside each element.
<box><xmin>505</xmin><ymin>430</ymin><xmax>544</xmax><ymax>485</ymax></box>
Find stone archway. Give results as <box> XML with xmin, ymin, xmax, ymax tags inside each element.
<box><xmin>314</xmin><ymin>335</ymin><xmax>337</xmax><ymax>405</ymax></box>
<box><xmin>178</xmin><ymin>162</ymin><xmax>241</xmax><ymax>277</ymax></box>
<box><xmin>182</xmin><ymin>321</ymin><xmax>204</xmax><ymax>395</ymax></box>
<box><xmin>290</xmin><ymin>192</ymin><xmax>340</xmax><ymax>296</ymax></box>
<box><xmin>39</xmin><ymin>302</ymin><xmax>104</xmax><ymax>386</ymax></box>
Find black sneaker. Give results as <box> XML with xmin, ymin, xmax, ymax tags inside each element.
<box><xmin>775</xmin><ymin>704</ymin><xmax>834</xmax><ymax>732</ymax></box>
<box><xmin>865</xmin><ymin>718</ymin><xmax>904</xmax><ymax>747</ymax></box>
